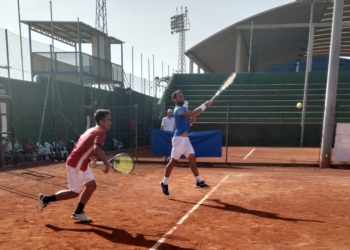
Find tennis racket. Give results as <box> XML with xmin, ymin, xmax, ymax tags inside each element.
<box><xmin>210</xmin><ymin>72</ymin><xmax>236</xmax><ymax>101</ymax></box>
<box><xmin>92</xmin><ymin>153</ymin><xmax>135</xmax><ymax>174</ymax></box>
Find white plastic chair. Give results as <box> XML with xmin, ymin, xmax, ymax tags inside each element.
<box><xmin>45</xmin><ymin>142</ymin><xmax>57</xmax><ymax>158</ymax></box>
<box><xmin>53</xmin><ymin>141</ymin><xmax>69</xmax><ymax>159</ymax></box>
<box><xmin>36</xmin><ymin>142</ymin><xmax>50</xmax><ymax>160</ymax></box>
<box><xmin>112</xmin><ymin>138</ymin><xmax>123</xmax><ymax>150</ymax></box>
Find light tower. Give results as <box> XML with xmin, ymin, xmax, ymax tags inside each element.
<box><xmin>171</xmin><ymin>7</ymin><xmax>190</xmax><ymax>73</ymax></box>
<box><xmin>95</xmin><ymin>0</ymin><xmax>108</xmax><ymax>34</ymax></box>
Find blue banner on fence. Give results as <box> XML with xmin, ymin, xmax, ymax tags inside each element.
<box><xmin>152</xmin><ymin>129</ymin><xmax>222</xmax><ymax>157</ymax></box>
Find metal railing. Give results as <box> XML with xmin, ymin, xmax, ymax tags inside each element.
<box><xmin>32</xmin><ymin>51</ymin><xmax>123</xmax><ymax>84</ymax></box>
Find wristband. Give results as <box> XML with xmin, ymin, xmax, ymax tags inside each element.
<box><xmin>200</xmin><ymin>103</ymin><xmax>206</xmax><ymax>111</ymax></box>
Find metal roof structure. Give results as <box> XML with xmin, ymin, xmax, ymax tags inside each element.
<box><xmin>21</xmin><ymin>21</ymin><xmax>124</xmax><ymax>47</ymax></box>
<box><xmin>185</xmin><ymin>0</ymin><xmax>350</xmax><ymax>73</ymax></box>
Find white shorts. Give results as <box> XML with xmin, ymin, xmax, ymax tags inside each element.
<box><xmin>66</xmin><ymin>165</ymin><xmax>95</xmax><ymax>193</ymax></box>
<box><xmin>171</xmin><ymin>136</ymin><xmax>195</xmax><ymax>160</ymax></box>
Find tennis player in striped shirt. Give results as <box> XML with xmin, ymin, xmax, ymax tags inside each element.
<box><xmin>37</xmin><ymin>109</ymin><xmax>112</xmax><ymax>222</ymax></box>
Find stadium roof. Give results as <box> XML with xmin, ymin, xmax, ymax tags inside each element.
<box><xmin>21</xmin><ymin>21</ymin><xmax>124</xmax><ymax>47</ymax></box>
<box><xmin>185</xmin><ymin>1</ymin><xmax>350</xmax><ymax>73</ymax></box>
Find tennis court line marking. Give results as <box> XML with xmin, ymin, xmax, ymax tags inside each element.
<box><xmin>149</xmin><ymin>175</ymin><xmax>229</xmax><ymax>250</ymax></box>
<box><xmin>243</xmin><ymin>148</ymin><xmax>255</xmax><ymax>160</ymax></box>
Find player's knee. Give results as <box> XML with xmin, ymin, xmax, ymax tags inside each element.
<box><xmin>187</xmin><ymin>153</ymin><xmax>196</xmax><ymax>161</ymax></box>
<box><xmin>170</xmin><ymin>158</ymin><xmax>178</xmax><ymax>164</ymax></box>
<box><xmin>85</xmin><ymin>180</ymin><xmax>97</xmax><ymax>192</ymax></box>
<box><xmin>71</xmin><ymin>191</ymin><xmax>80</xmax><ymax>198</ymax></box>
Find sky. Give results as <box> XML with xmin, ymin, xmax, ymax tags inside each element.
<box><xmin>0</xmin><ymin>0</ymin><xmax>294</xmax><ymax>78</ymax></box>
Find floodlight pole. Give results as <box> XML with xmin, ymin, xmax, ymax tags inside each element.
<box><xmin>320</xmin><ymin>0</ymin><xmax>344</xmax><ymax>168</ymax></box>
<box><xmin>300</xmin><ymin>2</ymin><xmax>314</xmax><ymax>147</ymax></box>
<box><xmin>95</xmin><ymin>0</ymin><xmax>108</xmax><ymax>34</ymax></box>
<box><xmin>171</xmin><ymin>7</ymin><xmax>190</xmax><ymax>74</ymax></box>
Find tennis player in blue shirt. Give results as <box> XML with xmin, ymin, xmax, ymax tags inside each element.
<box><xmin>160</xmin><ymin>90</ymin><xmax>213</xmax><ymax>196</ymax></box>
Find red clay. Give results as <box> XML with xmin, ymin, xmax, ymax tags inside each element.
<box><xmin>1</xmin><ymin>159</ymin><xmax>350</xmax><ymax>249</ymax></box>
<box><xmin>135</xmin><ymin>146</ymin><xmax>320</xmax><ymax>165</ymax></box>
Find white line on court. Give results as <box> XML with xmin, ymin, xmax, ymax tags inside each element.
<box><xmin>149</xmin><ymin>175</ymin><xmax>229</xmax><ymax>250</ymax></box>
<box><xmin>243</xmin><ymin>148</ymin><xmax>255</xmax><ymax>160</ymax></box>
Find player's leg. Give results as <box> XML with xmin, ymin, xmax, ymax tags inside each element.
<box><xmin>160</xmin><ymin>136</ymin><xmax>182</xmax><ymax>195</ymax></box>
<box><xmin>161</xmin><ymin>158</ymin><xmax>178</xmax><ymax>196</ymax></box>
<box><xmin>185</xmin><ymin>140</ymin><xmax>210</xmax><ymax>188</ymax></box>
<box><xmin>37</xmin><ymin>165</ymin><xmax>81</xmax><ymax>213</ymax></box>
<box><xmin>71</xmin><ymin>166</ymin><xmax>95</xmax><ymax>222</ymax></box>
<box><xmin>187</xmin><ymin>154</ymin><xmax>199</xmax><ymax>176</ymax></box>
<box><xmin>78</xmin><ymin>180</ymin><xmax>96</xmax><ymax>205</ymax></box>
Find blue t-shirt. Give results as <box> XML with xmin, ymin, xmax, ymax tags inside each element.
<box><xmin>174</xmin><ymin>105</ymin><xmax>190</xmax><ymax>136</ymax></box>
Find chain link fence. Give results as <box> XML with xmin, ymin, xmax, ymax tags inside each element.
<box><xmin>1</xmin><ymin>71</ymin><xmax>350</xmax><ymax>166</ymax></box>
<box><xmin>1</xmin><ymin>27</ymin><xmax>350</xmax><ymax>166</ymax></box>
<box><xmin>0</xmin><ymin>28</ymin><xmax>169</xmax><ymax>98</ymax></box>
<box><xmin>0</xmin><ymin>28</ymin><xmax>66</xmax><ymax>81</ymax></box>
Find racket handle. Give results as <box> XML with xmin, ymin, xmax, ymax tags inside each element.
<box><xmin>93</xmin><ymin>157</ymin><xmax>114</xmax><ymax>166</ymax></box>
<box><xmin>210</xmin><ymin>95</ymin><xmax>218</xmax><ymax>102</ymax></box>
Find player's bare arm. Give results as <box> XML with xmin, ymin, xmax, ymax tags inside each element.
<box><xmin>181</xmin><ymin>101</ymin><xmax>213</xmax><ymax>117</ymax></box>
<box><xmin>94</xmin><ymin>144</ymin><xmax>109</xmax><ymax>174</ymax></box>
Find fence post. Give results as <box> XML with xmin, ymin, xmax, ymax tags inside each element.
<box><xmin>50</xmin><ymin>45</ymin><xmax>58</xmax><ymax>157</ymax></box>
<box><xmin>5</xmin><ymin>29</ymin><xmax>11</xmax><ymax>95</ymax></box>
<box><xmin>4</xmin><ymin>29</ymin><xmax>15</xmax><ymax>164</ymax></box>
<box><xmin>90</xmin><ymin>56</ymin><xmax>93</xmax><ymax>124</ymax></box>
<box><xmin>226</xmin><ymin>105</ymin><xmax>229</xmax><ymax>164</ymax></box>
<box><xmin>135</xmin><ymin>104</ymin><xmax>138</xmax><ymax>162</ymax></box>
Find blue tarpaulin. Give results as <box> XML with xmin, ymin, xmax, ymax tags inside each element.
<box><xmin>152</xmin><ymin>129</ymin><xmax>222</xmax><ymax>157</ymax></box>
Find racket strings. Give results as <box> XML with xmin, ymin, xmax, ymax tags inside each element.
<box><xmin>221</xmin><ymin>74</ymin><xmax>236</xmax><ymax>90</ymax></box>
<box><xmin>112</xmin><ymin>155</ymin><xmax>134</xmax><ymax>174</ymax></box>
<box><xmin>211</xmin><ymin>73</ymin><xmax>236</xmax><ymax>101</ymax></box>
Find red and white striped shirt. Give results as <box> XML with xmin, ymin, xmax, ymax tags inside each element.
<box><xmin>66</xmin><ymin>125</ymin><xmax>106</xmax><ymax>171</ymax></box>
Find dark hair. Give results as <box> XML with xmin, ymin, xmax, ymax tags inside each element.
<box><xmin>94</xmin><ymin>109</ymin><xmax>111</xmax><ymax>125</ymax></box>
<box><xmin>172</xmin><ymin>90</ymin><xmax>182</xmax><ymax>99</ymax></box>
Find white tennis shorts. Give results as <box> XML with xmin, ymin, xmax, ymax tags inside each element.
<box><xmin>171</xmin><ymin>136</ymin><xmax>195</xmax><ymax>160</ymax></box>
<box><xmin>66</xmin><ymin>165</ymin><xmax>95</xmax><ymax>193</ymax></box>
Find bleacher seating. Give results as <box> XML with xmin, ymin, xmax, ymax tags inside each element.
<box><xmin>165</xmin><ymin>73</ymin><xmax>350</xmax><ymax>124</ymax></box>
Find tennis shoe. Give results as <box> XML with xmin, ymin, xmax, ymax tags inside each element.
<box><xmin>160</xmin><ymin>182</ymin><xmax>169</xmax><ymax>196</ymax></box>
<box><xmin>196</xmin><ymin>181</ymin><xmax>210</xmax><ymax>188</ymax></box>
<box><xmin>71</xmin><ymin>212</ymin><xmax>92</xmax><ymax>222</ymax></box>
<box><xmin>37</xmin><ymin>193</ymin><xmax>47</xmax><ymax>212</ymax></box>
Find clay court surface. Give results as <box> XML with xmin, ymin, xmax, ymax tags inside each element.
<box><xmin>1</xmin><ymin>154</ymin><xmax>350</xmax><ymax>250</ymax></box>
<box><xmin>136</xmin><ymin>146</ymin><xmax>321</xmax><ymax>165</ymax></box>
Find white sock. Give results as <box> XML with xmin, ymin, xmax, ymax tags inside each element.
<box><xmin>195</xmin><ymin>175</ymin><xmax>202</xmax><ymax>183</ymax></box>
<box><xmin>163</xmin><ymin>176</ymin><xmax>169</xmax><ymax>185</ymax></box>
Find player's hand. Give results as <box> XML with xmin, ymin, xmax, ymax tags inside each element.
<box><xmin>90</xmin><ymin>157</ymin><xmax>96</xmax><ymax>165</ymax></box>
<box><xmin>90</xmin><ymin>158</ymin><xmax>97</xmax><ymax>168</ymax></box>
<box><xmin>103</xmin><ymin>163</ymin><xmax>110</xmax><ymax>174</ymax></box>
<box><xmin>190</xmin><ymin>117</ymin><xmax>196</xmax><ymax>126</ymax></box>
<box><xmin>205</xmin><ymin>101</ymin><xmax>213</xmax><ymax>108</ymax></box>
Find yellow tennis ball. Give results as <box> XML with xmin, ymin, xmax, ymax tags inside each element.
<box><xmin>55</xmin><ymin>160</ymin><xmax>57</xmax><ymax>162</ymax></box>
<box><xmin>297</xmin><ymin>102</ymin><xmax>302</xmax><ymax>108</ymax></box>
